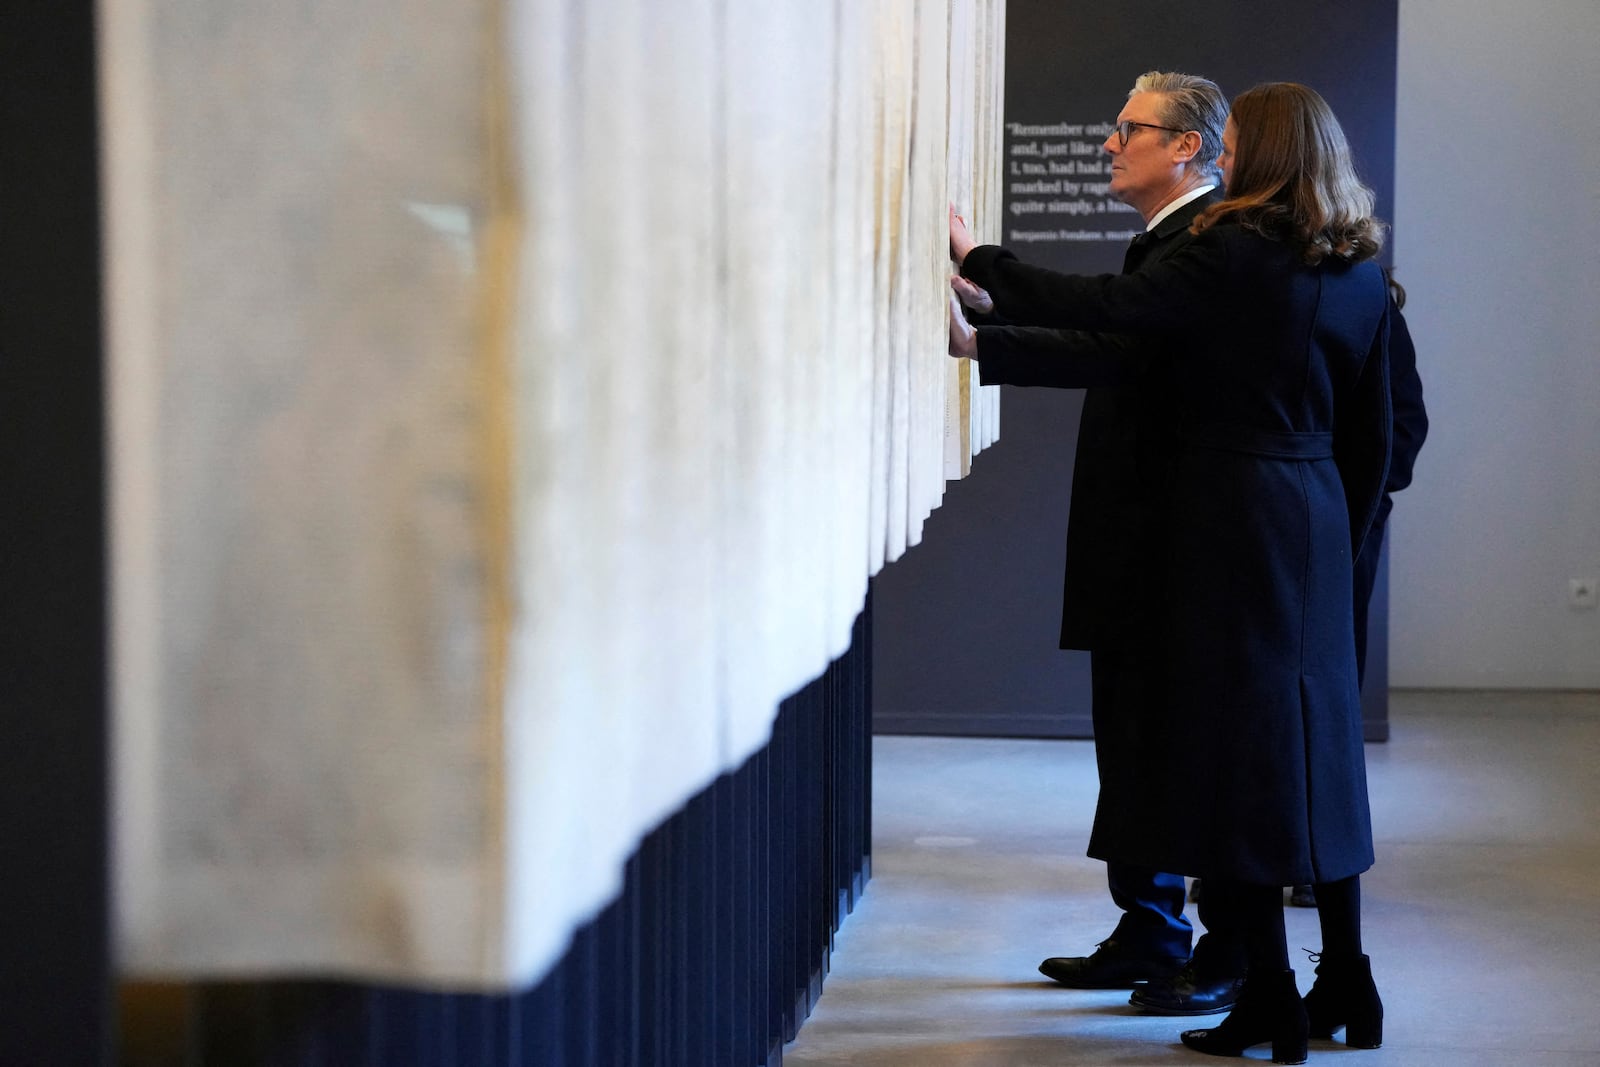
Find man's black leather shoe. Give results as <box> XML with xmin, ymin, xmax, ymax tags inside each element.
<box><xmin>1038</xmin><ymin>940</ymin><xmax>1187</xmax><ymax>989</ymax></box>
<box><xmin>1129</xmin><ymin>962</ymin><xmax>1247</xmax><ymax>1015</ymax></box>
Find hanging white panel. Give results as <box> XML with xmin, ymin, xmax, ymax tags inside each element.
<box><xmin>977</xmin><ymin>0</ymin><xmax>1006</xmax><ymax>452</ymax></box>
<box><xmin>502</xmin><ymin>0</ymin><xmax>729</xmax><ymax>983</ymax></box>
<box><xmin>946</xmin><ymin>0</ymin><xmax>978</xmax><ymax>481</ymax></box>
<box><xmin>949</xmin><ymin>0</ymin><xmax>1006</xmax><ymax>466</ymax></box>
<box><xmin>867</xmin><ymin>0</ymin><xmax>913</xmax><ymax>569</ymax></box>
<box><xmin>717</xmin><ymin>0</ymin><xmax>840</xmax><ymax>764</ymax></box>
<box><xmin>108</xmin><ymin>0</ymin><xmax>1010</xmax><ymax>992</ymax></box>
<box><xmin>903</xmin><ymin>0</ymin><xmax>952</xmax><ymax>548</ymax></box>
<box><xmin>110</xmin><ymin>0</ymin><xmax>508</xmax><ymax>984</ymax></box>
<box><xmin>821</xmin><ymin>0</ymin><xmax>876</xmax><ymax>655</ymax></box>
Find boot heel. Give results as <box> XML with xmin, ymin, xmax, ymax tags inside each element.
<box><xmin>1271</xmin><ymin>1031</ymin><xmax>1309</xmax><ymax>1064</ymax></box>
<box><xmin>1303</xmin><ymin>951</ymin><xmax>1383</xmax><ymax>1048</ymax></box>
<box><xmin>1343</xmin><ymin>1015</ymin><xmax>1383</xmax><ymax>1049</ymax></box>
<box><xmin>1271</xmin><ymin>992</ymin><xmax>1310</xmax><ymax>1064</ymax></box>
<box><xmin>1181</xmin><ymin>968</ymin><xmax>1306</xmax><ymax>1061</ymax></box>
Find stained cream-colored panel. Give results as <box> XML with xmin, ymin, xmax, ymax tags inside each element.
<box><xmin>109</xmin><ymin>0</ymin><xmax>1007</xmax><ymax>990</ymax></box>
<box><xmin>111</xmin><ymin>0</ymin><xmax>506</xmax><ymax>983</ymax></box>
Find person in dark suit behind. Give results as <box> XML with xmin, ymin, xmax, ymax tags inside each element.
<box><xmin>1356</xmin><ymin>275</ymin><xmax>1428</xmax><ymax>686</ymax></box>
<box><xmin>951</xmin><ymin>82</ymin><xmax>1402</xmax><ymax>1064</ymax></box>
<box><xmin>951</xmin><ymin>71</ymin><xmax>1248</xmax><ymax>1009</ymax></box>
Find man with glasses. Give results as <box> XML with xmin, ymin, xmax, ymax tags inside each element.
<box><xmin>951</xmin><ymin>70</ymin><xmax>1248</xmax><ymax>1016</ymax></box>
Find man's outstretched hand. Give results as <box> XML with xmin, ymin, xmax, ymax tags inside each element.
<box><xmin>949</xmin><ymin>204</ymin><xmax>978</xmax><ymax>266</ymax></box>
<box><xmin>948</xmin><ymin>290</ymin><xmax>977</xmax><ymax>359</ymax></box>
<box><xmin>950</xmin><ymin>275</ymin><xmax>993</xmax><ymax>315</ymax></box>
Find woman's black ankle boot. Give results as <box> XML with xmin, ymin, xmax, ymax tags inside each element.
<box><xmin>1180</xmin><ymin>968</ymin><xmax>1309</xmax><ymax>1064</ymax></box>
<box><xmin>1303</xmin><ymin>952</ymin><xmax>1383</xmax><ymax>1048</ymax></box>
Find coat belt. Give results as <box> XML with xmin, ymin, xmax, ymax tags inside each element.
<box><xmin>1182</xmin><ymin>424</ymin><xmax>1334</xmax><ymax>460</ymax></box>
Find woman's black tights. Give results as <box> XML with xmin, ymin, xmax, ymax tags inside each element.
<box><xmin>1313</xmin><ymin>874</ymin><xmax>1362</xmax><ymax>959</ymax></box>
<box><xmin>1207</xmin><ymin>873</ymin><xmax>1363</xmax><ymax>969</ymax></box>
<box><xmin>1209</xmin><ymin>874</ymin><xmax>1364</xmax><ymax>972</ymax></box>
<box><xmin>1207</xmin><ymin>880</ymin><xmax>1289</xmax><ymax>973</ymax></box>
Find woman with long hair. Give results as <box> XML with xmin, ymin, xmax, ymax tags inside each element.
<box><xmin>950</xmin><ymin>83</ymin><xmax>1395</xmax><ymax>1064</ymax></box>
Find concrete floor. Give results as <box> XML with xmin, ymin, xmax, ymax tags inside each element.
<box><xmin>785</xmin><ymin>690</ymin><xmax>1600</xmax><ymax>1066</ymax></box>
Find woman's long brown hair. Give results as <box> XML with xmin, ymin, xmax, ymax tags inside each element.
<box><xmin>1195</xmin><ymin>82</ymin><xmax>1386</xmax><ymax>266</ymax></box>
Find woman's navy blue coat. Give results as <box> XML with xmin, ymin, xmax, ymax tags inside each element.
<box><xmin>962</xmin><ymin>224</ymin><xmax>1393</xmax><ymax>886</ymax></box>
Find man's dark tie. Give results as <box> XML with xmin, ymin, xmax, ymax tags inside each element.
<box><xmin>1122</xmin><ymin>230</ymin><xmax>1154</xmax><ymax>273</ymax></box>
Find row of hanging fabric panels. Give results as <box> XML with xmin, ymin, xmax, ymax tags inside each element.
<box><xmin>106</xmin><ymin>0</ymin><xmax>1005</xmax><ymax>991</ymax></box>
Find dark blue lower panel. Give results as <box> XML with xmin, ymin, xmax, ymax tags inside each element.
<box><xmin>119</xmin><ymin>601</ymin><xmax>873</xmax><ymax>1067</ymax></box>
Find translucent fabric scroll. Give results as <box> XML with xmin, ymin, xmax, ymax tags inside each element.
<box><xmin>949</xmin><ymin>0</ymin><xmax>1007</xmax><ymax>473</ymax></box>
<box><xmin>107</xmin><ymin>0</ymin><xmax>1006</xmax><ymax>989</ymax></box>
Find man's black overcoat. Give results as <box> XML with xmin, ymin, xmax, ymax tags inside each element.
<box><xmin>972</xmin><ymin>194</ymin><xmax>1219</xmax><ymax>651</ymax></box>
<box><xmin>968</xmin><ymin>193</ymin><xmax>1217</xmax><ymax>850</ymax></box>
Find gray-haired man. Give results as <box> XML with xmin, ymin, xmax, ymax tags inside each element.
<box><xmin>951</xmin><ymin>71</ymin><xmax>1246</xmax><ymax>1016</ymax></box>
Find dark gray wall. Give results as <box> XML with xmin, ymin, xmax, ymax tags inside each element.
<box><xmin>873</xmin><ymin>387</ymin><xmax>1094</xmax><ymax>736</ymax></box>
<box><xmin>1</xmin><ymin>4</ymin><xmax>113</xmax><ymax>1063</ymax></box>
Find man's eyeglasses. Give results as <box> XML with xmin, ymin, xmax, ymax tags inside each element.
<box><xmin>1112</xmin><ymin>120</ymin><xmax>1187</xmax><ymax>147</ymax></box>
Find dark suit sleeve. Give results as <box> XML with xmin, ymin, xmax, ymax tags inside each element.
<box><xmin>975</xmin><ymin>325</ymin><xmax>1148</xmax><ymax>389</ymax></box>
<box><xmin>1386</xmin><ymin>305</ymin><xmax>1428</xmax><ymax>495</ymax></box>
<box><xmin>960</xmin><ymin>227</ymin><xmax>1231</xmax><ymax>334</ymax></box>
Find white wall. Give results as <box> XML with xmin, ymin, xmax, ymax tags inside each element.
<box><xmin>1391</xmin><ymin>0</ymin><xmax>1600</xmax><ymax>688</ymax></box>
